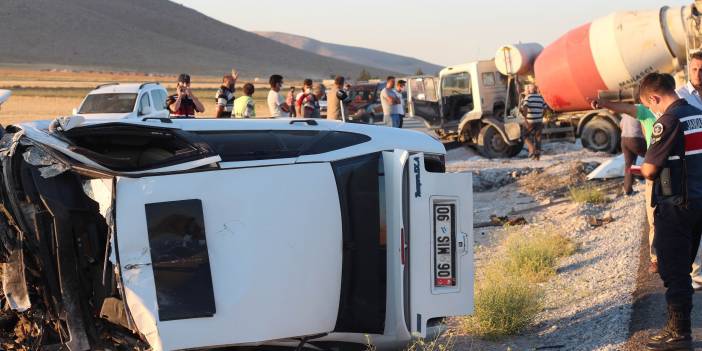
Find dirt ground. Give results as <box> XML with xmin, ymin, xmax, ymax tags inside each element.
<box><xmin>444</xmin><ymin>143</ymin><xmax>645</xmax><ymax>351</ymax></box>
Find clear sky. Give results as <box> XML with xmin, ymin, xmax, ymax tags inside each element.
<box><xmin>174</xmin><ymin>0</ymin><xmax>690</xmax><ymax>66</ymax></box>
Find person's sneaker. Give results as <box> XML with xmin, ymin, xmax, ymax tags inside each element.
<box><xmin>649</xmin><ymin>261</ymin><xmax>658</xmax><ymax>274</ymax></box>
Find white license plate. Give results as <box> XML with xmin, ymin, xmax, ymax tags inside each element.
<box><xmin>433</xmin><ymin>204</ymin><xmax>456</xmax><ymax>287</ymax></box>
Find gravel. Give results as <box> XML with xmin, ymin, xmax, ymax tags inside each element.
<box><xmin>447</xmin><ymin>142</ymin><xmax>644</xmax><ymax>351</ymax></box>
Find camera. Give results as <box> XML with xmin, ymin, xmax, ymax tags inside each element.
<box><xmin>336</xmin><ymin>89</ymin><xmax>348</xmax><ymax>101</ymax></box>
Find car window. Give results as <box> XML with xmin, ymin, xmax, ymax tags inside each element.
<box><xmin>497</xmin><ymin>73</ymin><xmax>508</xmax><ymax>86</ymax></box>
<box><xmin>138</xmin><ymin>93</ymin><xmax>151</xmax><ymax>115</ymax></box>
<box><xmin>424</xmin><ymin>78</ymin><xmax>438</xmax><ymax>101</ymax></box>
<box><xmin>482</xmin><ymin>72</ymin><xmax>496</xmax><ymax>87</ymax></box>
<box><xmin>78</xmin><ymin>93</ymin><xmax>137</xmax><ymax>114</ymax></box>
<box><xmin>442</xmin><ymin>72</ymin><xmax>471</xmax><ymax>96</ymax></box>
<box><xmin>145</xmin><ymin>199</ymin><xmax>216</xmax><ymax>321</ymax></box>
<box><xmin>194</xmin><ymin>130</ymin><xmax>371</xmax><ymax>162</ymax></box>
<box><xmin>331</xmin><ymin>152</ymin><xmax>386</xmax><ymax>333</ymax></box>
<box><xmin>350</xmin><ymin>89</ymin><xmax>373</xmax><ymax>103</ymax></box>
<box><xmin>411</xmin><ymin>79</ymin><xmax>426</xmax><ymax>100</ymax></box>
<box><xmin>63</xmin><ymin>124</ymin><xmax>210</xmax><ymax>171</ymax></box>
<box><xmin>151</xmin><ymin>90</ymin><xmax>167</xmax><ymax>111</ymax></box>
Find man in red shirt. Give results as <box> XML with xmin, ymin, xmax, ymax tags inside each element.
<box><xmin>167</xmin><ymin>74</ymin><xmax>205</xmax><ymax>118</ymax></box>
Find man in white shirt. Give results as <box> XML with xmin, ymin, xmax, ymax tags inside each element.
<box><xmin>267</xmin><ymin>74</ymin><xmax>290</xmax><ymax>117</ymax></box>
<box><xmin>380</xmin><ymin>76</ymin><xmax>402</xmax><ymax>127</ymax></box>
<box><xmin>676</xmin><ymin>51</ymin><xmax>702</xmax><ymax>290</ymax></box>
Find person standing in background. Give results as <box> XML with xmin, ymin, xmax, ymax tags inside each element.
<box><xmin>232</xmin><ymin>83</ymin><xmax>256</xmax><ymax>118</ymax></box>
<box><xmin>395</xmin><ymin>80</ymin><xmax>407</xmax><ymax>128</ymax></box>
<box><xmin>215</xmin><ymin>69</ymin><xmax>238</xmax><ymax>118</ymax></box>
<box><xmin>287</xmin><ymin>87</ymin><xmax>297</xmax><ymax>117</ymax></box>
<box><xmin>590</xmin><ymin>97</ymin><xmax>657</xmax><ymax>272</ymax></box>
<box><xmin>296</xmin><ymin>79</ymin><xmax>320</xmax><ymax>118</ymax></box>
<box><xmin>167</xmin><ymin>73</ymin><xmax>205</xmax><ymax>117</ymax></box>
<box><xmin>677</xmin><ymin>51</ymin><xmax>702</xmax><ymax>290</ymax></box>
<box><xmin>520</xmin><ymin>84</ymin><xmax>548</xmax><ymax>160</ymax></box>
<box><xmin>380</xmin><ymin>76</ymin><xmax>402</xmax><ymax>128</ymax></box>
<box><xmin>267</xmin><ymin>74</ymin><xmax>290</xmax><ymax>117</ymax></box>
<box><xmin>295</xmin><ymin>79</ymin><xmax>313</xmax><ymax>117</ymax></box>
<box><xmin>327</xmin><ymin>76</ymin><xmax>348</xmax><ymax>120</ymax></box>
<box><xmin>311</xmin><ymin>84</ymin><xmax>325</xmax><ymax>118</ymax></box>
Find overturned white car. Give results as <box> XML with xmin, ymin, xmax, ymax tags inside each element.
<box><xmin>0</xmin><ymin>117</ymin><xmax>473</xmax><ymax>350</ymax></box>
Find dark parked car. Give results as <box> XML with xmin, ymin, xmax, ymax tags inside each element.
<box><xmin>347</xmin><ymin>83</ymin><xmax>386</xmax><ymax>124</ymax></box>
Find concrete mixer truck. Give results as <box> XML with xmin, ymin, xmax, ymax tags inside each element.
<box><xmin>407</xmin><ymin>2</ymin><xmax>702</xmax><ymax>158</ymax></box>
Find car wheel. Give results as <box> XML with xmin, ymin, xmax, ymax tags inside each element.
<box><xmin>478</xmin><ymin>125</ymin><xmax>511</xmax><ymax>158</ymax></box>
<box><xmin>581</xmin><ymin>118</ymin><xmax>620</xmax><ymax>154</ymax></box>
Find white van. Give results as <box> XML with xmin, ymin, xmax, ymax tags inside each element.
<box><xmin>0</xmin><ymin>117</ymin><xmax>473</xmax><ymax>350</ymax></box>
<box><xmin>73</xmin><ymin>82</ymin><xmax>170</xmax><ymax>119</ymax></box>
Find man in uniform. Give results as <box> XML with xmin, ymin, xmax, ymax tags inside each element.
<box><xmin>640</xmin><ymin>73</ymin><xmax>702</xmax><ymax>350</ymax></box>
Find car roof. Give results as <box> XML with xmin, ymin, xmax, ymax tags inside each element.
<box><xmin>89</xmin><ymin>83</ymin><xmax>162</xmax><ymax>95</ymax></box>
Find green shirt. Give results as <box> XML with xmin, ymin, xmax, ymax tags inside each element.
<box><xmin>233</xmin><ymin>95</ymin><xmax>256</xmax><ymax>118</ymax></box>
<box><xmin>636</xmin><ymin>104</ymin><xmax>656</xmax><ymax>146</ymax></box>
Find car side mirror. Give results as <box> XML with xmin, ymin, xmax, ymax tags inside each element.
<box><xmin>72</xmin><ymin>108</ymin><xmax>78</xmax><ymax>115</ymax></box>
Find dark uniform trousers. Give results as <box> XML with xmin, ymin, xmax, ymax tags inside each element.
<box><xmin>654</xmin><ymin>199</ymin><xmax>702</xmax><ymax>307</ymax></box>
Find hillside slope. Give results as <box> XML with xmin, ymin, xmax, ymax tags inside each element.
<box><xmin>0</xmin><ymin>0</ymin><xmax>395</xmax><ymax>78</ymax></box>
<box><xmin>256</xmin><ymin>31</ymin><xmax>442</xmax><ymax>75</ymax></box>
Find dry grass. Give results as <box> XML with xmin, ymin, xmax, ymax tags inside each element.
<box><xmin>569</xmin><ymin>185</ymin><xmax>606</xmax><ymax>204</ymax></box>
<box><xmin>461</xmin><ymin>271</ymin><xmax>542</xmax><ymax>340</ymax></box>
<box><xmin>0</xmin><ymin>95</ymin><xmax>83</xmax><ymax>124</ymax></box>
<box><xmin>502</xmin><ymin>226</ymin><xmax>578</xmax><ymax>282</ymax></box>
<box><xmin>0</xmin><ymin>68</ymin><xmax>322</xmax><ymax>123</ymax></box>
<box><xmin>458</xmin><ymin>226</ymin><xmax>576</xmax><ymax>340</ymax></box>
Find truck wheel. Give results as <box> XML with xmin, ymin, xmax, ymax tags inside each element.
<box><xmin>581</xmin><ymin>118</ymin><xmax>620</xmax><ymax>154</ymax></box>
<box><xmin>507</xmin><ymin>139</ymin><xmax>525</xmax><ymax>157</ymax></box>
<box><xmin>478</xmin><ymin>125</ymin><xmax>511</xmax><ymax>158</ymax></box>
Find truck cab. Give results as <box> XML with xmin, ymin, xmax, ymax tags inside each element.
<box><xmin>407</xmin><ymin>60</ymin><xmax>522</xmax><ymax>158</ymax></box>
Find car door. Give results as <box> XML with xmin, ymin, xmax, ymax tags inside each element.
<box><xmin>114</xmin><ymin>163</ymin><xmax>343</xmax><ymax>351</ymax></box>
<box><xmin>408</xmin><ymin>77</ymin><xmax>443</xmax><ymax>128</ymax></box>
<box><xmin>137</xmin><ymin>92</ymin><xmax>152</xmax><ymax>118</ymax></box>
<box><xmin>384</xmin><ymin>150</ymin><xmax>473</xmax><ymax>337</ymax></box>
<box><xmin>150</xmin><ymin>90</ymin><xmax>170</xmax><ymax>118</ymax></box>
<box><xmin>440</xmin><ymin>71</ymin><xmax>474</xmax><ymax>125</ymax></box>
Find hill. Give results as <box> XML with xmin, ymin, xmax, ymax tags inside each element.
<box><xmin>255</xmin><ymin>31</ymin><xmax>442</xmax><ymax>75</ymax></box>
<box><xmin>0</xmin><ymin>0</ymin><xmax>396</xmax><ymax>79</ymax></box>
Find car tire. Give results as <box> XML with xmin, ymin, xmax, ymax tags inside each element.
<box><xmin>478</xmin><ymin>125</ymin><xmax>512</xmax><ymax>158</ymax></box>
<box><xmin>581</xmin><ymin>118</ymin><xmax>620</xmax><ymax>154</ymax></box>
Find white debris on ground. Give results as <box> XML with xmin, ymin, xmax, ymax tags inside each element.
<box><xmin>447</xmin><ymin>142</ymin><xmax>645</xmax><ymax>351</ymax></box>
